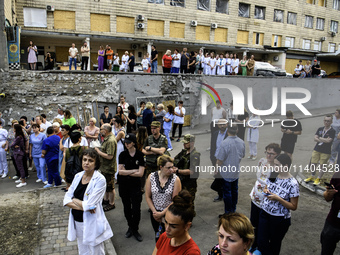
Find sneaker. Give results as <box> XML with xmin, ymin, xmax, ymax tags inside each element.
<box><xmin>176</xmin><ymin>138</ymin><xmax>181</xmax><ymax>142</ymax></box>
<box><xmin>43</xmin><ymin>184</ymin><xmax>53</xmax><ymax>188</ymax></box>
<box><xmin>304</xmin><ymin>176</ymin><xmax>315</xmax><ymax>183</ymax></box>
<box><xmin>313</xmin><ymin>178</ymin><xmax>321</xmax><ymax>186</ymax></box>
<box><xmin>16</xmin><ymin>182</ymin><xmax>27</xmax><ymax>188</ymax></box>
<box><xmin>247</xmin><ymin>155</ymin><xmax>252</xmax><ymax>159</ymax></box>
<box><xmin>43</xmin><ymin>181</ymin><xmax>48</xmax><ymax>185</ymax></box>
<box><xmin>36</xmin><ymin>179</ymin><xmax>42</xmax><ymax>183</ymax></box>
<box><xmin>1</xmin><ymin>173</ymin><xmax>8</xmax><ymax>179</ymax></box>
<box><xmin>167</xmin><ymin>148</ymin><xmax>173</xmax><ymax>151</ymax></box>
<box><xmin>28</xmin><ymin>167</ymin><xmax>33</xmax><ymax>171</ymax></box>
<box><xmin>206</xmin><ymin>147</ymin><xmax>211</xmax><ymax>151</ymax></box>
<box><xmin>12</xmin><ymin>176</ymin><xmax>19</xmax><ymax>180</ymax></box>
<box><xmin>61</xmin><ymin>179</ymin><xmax>66</xmax><ymax>183</ymax></box>
<box><xmin>15</xmin><ymin>179</ymin><xmax>22</xmax><ymax>183</ymax></box>
<box><xmin>213</xmin><ymin>196</ymin><xmax>223</xmax><ymax>202</ymax></box>
<box><xmin>252</xmin><ymin>156</ymin><xmax>257</xmax><ymax>161</ymax></box>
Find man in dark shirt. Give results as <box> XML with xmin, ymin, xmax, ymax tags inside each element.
<box><xmin>128</xmin><ymin>52</ymin><xmax>135</xmax><ymax>72</ymax></box>
<box><xmin>150</xmin><ymin>45</ymin><xmax>158</xmax><ymax>73</ymax></box>
<box><xmin>280</xmin><ymin>110</ymin><xmax>302</xmax><ymax>158</ymax></box>
<box><xmin>180</xmin><ymin>47</ymin><xmax>190</xmax><ymax>74</ymax></box>
<box><xmin>305</xmin><ymin>115</ymin><xmax>335</xmax><ymax>185</ymax></box>
<box><xmin>311</xmin><ymin>59</ymin><xmax>321</xmax><ymax>78</ymax></box>
<box><xmin>321</xmin><ymin>171</ymin><xmax>340</xmax><ymax>255</ymax></box>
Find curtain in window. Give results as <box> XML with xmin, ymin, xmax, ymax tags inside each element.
<box><xmin>216</xmin><ymin>0</ymin><xmax>229</xmax><ymax>14</ymax></box>
<box><xmin>287</xmin><ymin>13</ymin><xmax>297</xmax><ymax>25</ymax></box>
<box><xmin>197</xmin><ymin>0</ymin><xmax>210</xmax><ymax>11</ymax></box>
<box><xmin>170</xmin><ymin>0</ymin><xmax>185</xmax><ymax>7</ymax></box>
<box><xmin>285</xmin><ymin>37</ymin><xmax>294</xmax><ymax>47</ymax></box>
<box><xmin>254</xmin><ymin>7</ymin><xmax>264</xmax><ymax>19</ymax></box>
<box><xmin>239</xmin><ymin>3</ymin><xmax>250</xmax><ymax>17</ymax></box>
<box><xmin>305</xmin><ymin>16</ymin><xmax>313</xmax><ymax>28</ymax></box>
<box><xmin>303</xmin><ymin>40</ymin><xmax>311</xmax><ymax>49</ymax></box>
<box><xmin>274</xmin><ymin>10</ymin><xmax>283</xmax><ymax>22</ymax></box>
<box><xmin>316</xmin><ymin>18</ymin><xmax>324</xmax><ymax>30</ymax></box>
<box><xmin>331</xmin><ymin>21</ymin><xmax>338</xmax><ymax>32</ymax></box>
<box><xmin>333</xmin><ymin>0</ymin><xmax>340</xmax><ymax>10</ymax></box>
<box><xmin>148</xmin><ymin>0</ymin><xmax>164</xmax><ymax>4</ymax></box>
<box><xmin>23</xmin><ymin>8</ymin><xmax>47</xmax><ymax>27</ymax></box>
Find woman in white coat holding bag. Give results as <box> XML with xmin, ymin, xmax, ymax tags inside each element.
<box><xmin>64</xmin><ymin>148</ymin><xmax>113</xmax><ymax>255</ymax></box>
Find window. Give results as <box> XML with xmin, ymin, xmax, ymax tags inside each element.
<box><xmin>216</xmin><ymin>0</ymin><xmax>229</xmax><ymax>14</ymax></box>
<box><xmin>334</xmin><ymin>0</ymin><xmax>340</xmax><ymax>10</ymax></box>
<box><xmin>316</xmin><ymin>18</ymin><xmax>325</xmax><ymax>30</ymax></box>
<box><xmin>272</xmin><ymin>35</ymin><xmax>282</xmax><ymax>47</ymax></box>
<box><xmin>331</xmin><ymin>20</ymin><xmax>338</xmax><ymax>32</ymax></box>
<box><xmin>254</xmin><ymin>6</ymin><xmax>265</xmax><ymax>20</ymax></box>
<box><xmin>91</xmin><ymin>14</ymin><xmax>110</xmax><ymax>32</ymax></box>
<box><xmin>302</xmin><ymin>39</ymin><xmax>311</xmax><ymax>49</ymax></box>
<box><xmin>196</xmin><ymin>25</ymin><xmax>210</xmax><ymax>41</ymax></box>
<box><xmin>273</xmin><ymin>10</ymin><xmax>283</xmax><ymax>23</ymax></box>
<box><xmin>116</xmin><ymin>16</ymin><xmax>135</xmax><ymax>33</ymax></box>
<box><xmin>329</xmin><ymin>43</ymin><xmax>336</xmax><ymax>52</ymax></box>
<box><xmin>318</xmin><ymin>0</ymin><xmax>326</xmax><ymax>7</ymax></box>
<box><xmin>147</xmin><ymin>20</ymin><xmax>164</xmax><ymax>37</ymax></box>
<box><xmin>148</xmin><ymin>0</ymin><xmax>164</xmax><ymax>4</ymax></box>
<box><xmin>287</xmin><ymin>12</ymin><xmax>297</xmax><ymax>25</ymax></box>
<box><xmin>23</xmin><ymin>8</ymin><xmax>47</xmax><ymax>27</ymax></box>
<box><xmin>314</xmin><ymin>41</ymin><xmax>322</xmax><ymax>51</ymax></box>
<box><xmin>253</xmin><ymin>32</ymin><xmax>264</xmax><ymax>45</ymax></box>
<box><xmin>197</xmin><ymin>0</ymin><xmax>210</xmax><ymax>11</ymax></box>
<box><xmin>285</xmin><ymin>37</ymin><xmax>295</xmax><ymax>47</ymax></box>
<box><xmin>237</xmin><ymin>30</ymin><xmax>249</xmax><ymax>44</ymax></box>
<box><xmin>239</xmin><ymin>3</ymin><xmax>250</xmax><ymax>18</ymax></box>
<box><xmin>306</xmin><ymin>0</ymin><xmax>314</xmax><ymax>4</ymax></box>
<box><xmin>305</xmin><ymin>16</ymin><xmax>313</xmax><ymax>28</ymax></box>
<box><xmin>170</xmin><ymin>0</ymin><xmax>185</xmax><ymax>7</ymax></box>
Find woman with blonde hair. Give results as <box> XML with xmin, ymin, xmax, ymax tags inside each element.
<box><xmin>84</xmin><ymin>117</ymin><xmax>100</xmax><ymax>147</ymax></box>
<box><xmin>145</xmin><ymin>155</ymin><xmax>181</xmax><ymax>242</ymax></box>
<box><xmin>208</xmin><ymin>212</ymin><xmax>255</xmax><ymax>255</ymax></box>
<box><xmin>143</xmin><ymin>102</ymin><xmax>154</xmax><ymax>135</ymax></box>
<box><xmin>162</xmin><ymin>50</ymin><xmax>172</xmax><ymax>73</ymax></box>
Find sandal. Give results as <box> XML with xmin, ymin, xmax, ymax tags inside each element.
<box><xmin>102</xmin><ymin>199</ymin><xmax>109</xmax><ymax>205</ymax></box>
<box><xmin>104</xmin><ymin>204</ymin><xmax>115</xmax><ymax>212</ymax></box>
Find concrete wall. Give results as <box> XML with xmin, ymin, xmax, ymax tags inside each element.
<box><xmin>0</xmin><ymin>71</ymin><xmax>339</xmax><ymax>129</ymax></box>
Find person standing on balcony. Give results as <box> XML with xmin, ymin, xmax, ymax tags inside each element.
<box><xmin>69</xmin><ymin>43</ymin><xmax>78</xmax><ymax>70</ymax></box>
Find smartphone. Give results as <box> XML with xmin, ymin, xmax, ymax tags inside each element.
<box><xmin>31</xmin><ymin>117</ymin><xmax>34</xmax><ymax>121</ymax></box>
<box><xmin>263</xmin><ymin>192</ymin><xmax>270</xmax><ymax>196</ymax></box>
<box><xmin>324</xmin><ymin>182</ymin><xmax>334</xmax><ymax>189</ymax></box>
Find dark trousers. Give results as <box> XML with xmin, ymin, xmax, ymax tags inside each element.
<box><xmin>129</xmin><ymin>65</ymin><xmax>134</xmax><ymax>72</ymax></box>
<box><xmin>172</xmin><ymin>123</ymin><xmax>183</xmax><ymax>138</ymax></box>
<box><xmin>162</xmin><ymin>67</ymin><xmax>171</xmax><ymax>73</ymax></box>
<box><xmin>119</xmin><ymin>181</ymin><xmax>142</xmax><ymax>231</ymax></box>
<box><xmin>13</xmin><ymin>154</ymin><xmax>25</xmax><ymax>179</ymax></box>
<box><xmin>210</xmin><ymin>175</ymin><xmax>223</xmax><ymax>198</ymax></box>
<box><xmin>210</xmin><ymin>121</ymin><xmax>219</xmax><ymax>149</ymax></box>
<box><xmin>222</xmin><ymin>179</ymin><xmax>238</xmax><ymax>214</ymax></box>
<box><xmin>321</xmin><ymin>220</ymin><xmax>340</xmax><ymax>255</ymax></box>
<box><xmin>81</xmin><ymin>57</ymin><xmax>89</xmax><ymax>70</ymax></box>
<box><xmin>180</xmin><ymin>65</ymin><xmax>188</xmax><ymax>74</ymax></box>
<box><xmin>46</xmin><ymin>159</ymin><xmax>61</xmax><ymax>186</ymax></box>
<box><xmin>250</xmin><ymin>201</ymin><xmax>261</xmax><ymax>250</ymax></box>
<box><xmin>258</xmin><ymin>210</ymin><xmax>291</xmax><ymax>255</ymax></box>
<box><xmin>149</xmin><ymin>210</ymin><xmax>165</xmax><ymax>234</ymax></box>
<box><xmin>12</xmin><ymin>154</ymin><xmax>28</xmax><ymax>178</ymax></box>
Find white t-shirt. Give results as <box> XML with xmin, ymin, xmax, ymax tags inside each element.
<box><xmin>141</xmin><ymin>59</ymin><xmax>149</xmax><ymax>69</ymax></box>
<box><xmin>69</xmin><ymin>47</ymin><xmax>78</xmax><ymax>58</ymax></box>
<box><xmin>69</xmin><ymin>137</ymin><xmax>88</xmax><ymax>147</ymax></box>
<box><xmin>211</xmin><ymin>107</ymin><xmax>225</xmax><ymax>121</ymax></box>
<box><xmin>45</xmin><ymin>121</ymin><xmax>52</xmax><ymax>129</ymax></box>
<box><xmin>173</xmin><ymin>106</ymin><xmax>185</xmax><ymax>124</ymax></box>
<box><xmin>118</xmin><ymin>102</ymin><xmax>129</xmax><ymax>116</ymax></box>
<box><xmin>172</xmin><ymin>53</ymin><xmax>181</xmax><ymax>68</ymax></box>
<box><xmin>40</xmin><ymin>123</ymin><xmax>47</xmax><ymax>134</ymax></box>
<box><xmin>113</xmin><ymin>56</ymin><xmax>120</xmax><ymax>65</ymax></box>
<box><xmin>262</xmin><ymin>177</ymin><xmax>300</xmax><ymax>219</ymax></box>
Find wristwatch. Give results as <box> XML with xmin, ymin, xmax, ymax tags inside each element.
<box><xmin>176</xmin><ymin>169</ymin><xmax>179</xmax><ymax>175</ymax></box>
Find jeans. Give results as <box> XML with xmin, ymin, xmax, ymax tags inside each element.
<box><xmin>151</xmin><ymin>61</ymin><xmax>158</xmax><ymax>73</ymax></box>
<box><xmin>164</xmin><ymin>129</ymin><xmax>172</xmax><ymax>150</ymax></box>
<box><xmin>222</xmin><ymin>179</ymin><xmax>238</xmax><ymax>214</ymax></box>
<box><xmin>46</xmin><ymin>159</ymin><xmax>61</xmax><ymax>186</ymax></box>
<box><xmin>33</xmin><ymin>157</ymin><xmax>46</xmax><ymax>182</ymax></box>
<box><xmin>172</xmin><ymin>67</ymin><xmax>180</xmax><ymax>73</ymax></box>
<box><xmin>69</xmin><ymin>57</ymin><xmax>77</xmax><ymax>70</ymax></box>
<box><xmin>0</xmin><ymin>145</ymin><xmax>8</xmax><ymax>175</ymax></box>
<box><xmin>257</xmin><ymin>210</ymin><xmax>291</xmax><ymax>255</ymax></box>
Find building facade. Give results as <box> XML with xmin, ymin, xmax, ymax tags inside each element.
<box><xmin>4</xmin><ymin>0</ymin><xmax>340</xmax><ymax>73</ymax></box>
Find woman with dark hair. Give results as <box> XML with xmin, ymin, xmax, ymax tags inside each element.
<box><xmin>146</xmin><ymin>155</ymin><xmax>181</xmax><ymax>242</ymax></box>
<box><xmin>258</xmin><ymin>154</ymin><xmax>299</xmax><ymax>255</ymax></box>
<box><xmin>112</xmin><ymin>116</ymin><xmax>125</xmax><ymax>180</ymax></box>
<box><xmin>64</xmin><ymin>148</ymin><xmax>113</xmax><ymax>255</ymax></box>
<box><xmin>152</xmin><ymin>190</ymin><xmax>200</xmax><ymax>254</ymax></box>
<box><xmin>0</xmin><ymin>120</ymin><xmax>8</xmax><ymax>179</ymax></box>
<box><xmin>125</xmin><ymin>105</ymin><xmax>137</xmax><ymax>134</ymax></box>
<box><xmin>163</xmin><ymin>105</ymin><xmax>175</xmax><ymax>151</ymax></box>
<box><xmin>208</xmin><ymin>212</ymin><xmax>255</xmax><ymax>255</ymax></box>
<box><xmin>116</xmin><ymin>106</ymin><xmax>126</xmax><ymax>126</ymax></box>
<box><xmin>136</xmin><ymin>126</ymin><xmax>148</xmax><ymax>152</ymax></box>
<box><xmin>118</xmin><ymin>133</ymin><xmax>145</xmax><ymax>241</ymax></box>
<box><xmin>27</xmin><ymin>40</ymin><xmax>37</xmax><ymax>70</ymax></box>
<box><xmin>100</xmin><ymin>106</ymin><xmax>113</xmax><ymax>126</ymax></box>
<box><xmin>59</xmin><ymin>124</ymin><xmax>71</xmax><ymax>180</ymax></box>
<box><xmin>62</xmin><ymin>110</ymin><xmax>77</xmax><ymax>128</ymax></box>
<box><xmin>70</xmin><ymin>124</ymin><xmax>88</xmax><ymax>149</ymax></box>
<box><xmin>11</xmin><ymin>124</ymin><xmax>27</xmax><ymax>187</ymax></box>
<box><xmin>188</xmin><ymin>51</ymin><xmax>196</xmax><ymax>74</ymax></box>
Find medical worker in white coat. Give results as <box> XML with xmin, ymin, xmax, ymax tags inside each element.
<box><xmin>120</xmin><ymin>51</ymin><xmax>129</xmax><ymax>72</ymax></box>
<box><xmin>209</xmin><ymin>52</ymin><xmax>217</xmax><ymax>75</ymax></box>
<box><xmin>203</xmin><ymin>53</ymin><xmax>210</xmax><ymax>75</ymax></box>
<box><xmin>64</xmin><ymin>148</ymin><xmax>113</xmax><ymax>255</ymax></box>
<box><xmin>216</xmin><ymin>53</ymin><xmax>226</xmax><ymax>75</ymax></box>
<box><xmin>232</xmin><ymin>53</ymin><xmax>239</xmax><ymax>75</ymax></box>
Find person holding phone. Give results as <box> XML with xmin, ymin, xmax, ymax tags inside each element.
<box><xmin>320</xmin><ymin>171</ymin><xmax>340</xmax><ymax>255</ymax></box>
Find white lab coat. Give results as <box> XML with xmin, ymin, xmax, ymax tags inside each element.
<box><xmin>226</xmin><ymin>58</ymin><xmax>232</xmax><ymax>74</ymax></box>
<box><xmin>63</xmin><ymin>170</ymin><xmax>113</xmax><ymax>247</ymax></box>
<box><xmin>209</xmin><ymin>58</ymin><xmax>217</xmax><ymax>75</ymax></box>
<box><xmin>232</xmin><ymin>58</ymin><xmax>239</xmax><ymax>74</ymax></box>
<box><xmin>120</xmin><ymin>55</ymin><xmax>129</xmax><ymax>72</ymax></box>
<box><xmin>217</xmin><ymin>58</ymin><xmax>226</xmax><ymax>75</ymax></box>
<box><xmin>204</xmin><ymin>57</ymin><xmax>210</xmax><ymax>75</ymax></box>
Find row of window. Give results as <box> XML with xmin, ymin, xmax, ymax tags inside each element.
<box><xmin>306</xmin><ymin>0</ymin><xmax>340</xmax><ymax>9</ymax></box>
<box><xmin>285</xmin><ymin>36</ymin><xmax>337</xmax><ymax>52</ymax></box>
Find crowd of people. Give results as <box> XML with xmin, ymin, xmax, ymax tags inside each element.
<box><xmin>293</xmin><ymin>59</ymin><xmax>323</xmax><ymax>78</ymax></box>
<box><xmin>1</xmin><ymin>95</ymin><xmax>340</xmax><ymax>254</ymax></box>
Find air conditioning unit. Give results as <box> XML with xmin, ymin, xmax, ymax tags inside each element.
<box><xmin>211</xmin><ymin>23</ymin><xmax>218</xmax><ymax>29</ymax></box>
<box><xmin>131</xmin><ymin>44</ymin><xmax>140</xmax><ymax>50</ymax></box>
<box><xmin>137</xmin><ymin>15</ymin><xmax>144</xmax><ymax>21</ymax></box>
<box><xmin>330</xmin><ymin>32</ymin><xmax>336</xmax><ymax>37</ymax></box>
<box><xmin>46</xmin><ymin>5</ymin><xmax>55</xmax><ymax>11</ymax></box>
<box><xmin>137</xmin><ymin>23</ymin><xmax>144</xmax><ymax>29</ymax></box>
<box><xmin>190</xmin><ymin>20</ymin><xmax>197</xmax><ymax>27</ymax></box>
<box><xmin>273</xmin><ymin>56</ymin><xmax>279</xmax><ymax>61</ymax></box>
<box><xmin>320</xmin><ymin>36</ymin><xmax>326</xmax><ymax>41</ymax></box>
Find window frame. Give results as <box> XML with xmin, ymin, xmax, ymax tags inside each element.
<box><xmin>304</xmin><ymin>15</ymin><xmax>314</xmax><ymax>28</ymax></box>
<box><xmin>273</xmin><ymin>9</ymin><xmax>284</xmax><ymax>23</ymax></box>
<box><xmin>285</xmin><ymin>37</ymin><xmax>295</xmax><ymax>47</ymax></box>
<box><xmin>238</xmin><ymin>3</ymin><xmax>250</xmax><ymax>18</ymax></box>
<box><xmin>254</xmin><ymin>6</ymin><xmax>265</xmax><ymax>20</ymax></box>
<box><xmin>330</xmin><ymin>20</ymin><xmax>338</xmax><ymax>33</ymax></box>
<box><xmin>313</xmin><ymin>41</ymin><xmax>321</xmax><ymax>51</ymax></box>
<box><xmin>316</xmin><ymin>18</ymin><xmax>325</xmax><ymax>30</ymax></box>
<box><xmin>216</xmin><ymin>0</ymin><xmax>229</xmax><ymax>14</ymax></box>
<box><xmin>302</xmin><ymin>39</ymin><xmax>311</xmax><ymax>50</ymax></box>
<box><xmin>328</xmin><ymin>43</ymin><xmax>336</xmax><ymax>52</ymax></box>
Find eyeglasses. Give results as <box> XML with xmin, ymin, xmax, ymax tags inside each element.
<box><xmin>164</xmin><ymin>166</ymin><xmax>174</xmax><ymax>169</ymax></box>
<box><xmin>265</xmin><ymin>151</ymin><xmax>277</xmax><ymax>156</ymax></box>
<box><xmin>324</xmin><ymin>120</ymin><xmax>331</xmax><ymax>122</ymax></box>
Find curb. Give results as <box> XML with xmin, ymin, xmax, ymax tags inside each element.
<box><xmin>104</xmin><ymin>239</ymin><xmax>117</xmax><ymax>255</ymax></box>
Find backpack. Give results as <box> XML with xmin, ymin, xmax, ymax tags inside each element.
<box><xmin>65</xmin><ymin>147</ymin><xmax>82</xmax><ymax>183</ymax></box>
